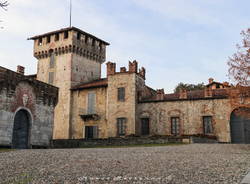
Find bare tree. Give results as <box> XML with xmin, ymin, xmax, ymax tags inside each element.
<box><xmin>228</xmin><ymin>28</ymin><xmax>250</xmax><ymax>86</ymax></box>
<box><xmin>227</xmin><ymin>28</ymin><xmax>250</xmax><ymax>117</ymax></box>
<box><xmin>0</xmin><ymin>1</ymin><xmax>9</xmax><ymax>10</ymax></box>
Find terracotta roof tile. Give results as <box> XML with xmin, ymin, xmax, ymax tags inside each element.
<box><xmin>71</xmin><ymin>78</ymin><xmax>108</xmax><ymax>90</ymax></box>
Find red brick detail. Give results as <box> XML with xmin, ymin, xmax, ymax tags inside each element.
<box><xmin>106</xmin><ymin>62</ymin><xmax>116</xmax><ymax>76</ymax></box>
<box><xmin>17</xmin><ymin>65</ymin><xmax>25</xmax><ymax>75</ymax></box>
<box><xmin>129</xmin><ymin>60</ymin><xmax>138</xmax><ymax>73</ymax></box>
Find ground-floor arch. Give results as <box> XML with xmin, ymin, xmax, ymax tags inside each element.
<box><xmin>12</xmin><ymin>109</ymin><xmax>31</xmax><ymax>149</ymax></box>
<box><xmin>230</xmin><ymin>108</ymin><xmax>250</xmax><ymax>143</ymax></box>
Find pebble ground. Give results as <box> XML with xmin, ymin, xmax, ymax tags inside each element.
<box><xmin>0</xmin><ymin>144</ymin><xmax>250</xmax><ymax>184</ymax></box>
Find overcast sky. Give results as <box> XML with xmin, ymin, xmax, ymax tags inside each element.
<box><xmin>0</xmin><ymin>0</ymin><xmax>249</xmax><ymax>92</ymax></box>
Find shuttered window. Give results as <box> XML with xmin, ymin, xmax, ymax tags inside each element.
<box><xmin>48</xmin><ymin>72</ymin><xmax>54</xmax><ymax>84</ymax></box>
<box><xmin>203</xmin><ymin>116</ymin><xmax>213</xmax><ymax>134</ymax></box>
<box><xmin>171</xmin><ymin>117</ymin><xmax>180</xmax><ymax>135</ymax></box>
<box><xmin>87</xmin><ymin>92</ymin><xmax>96</xmax><ymax>114</ymax></box>
<box><xmin>117</xmin><ymin>118</ymin><xmax>126</xmax><ymax>136</ymax></box>
<box><xmin>118</xmin><ymin>87</ymin><xmax>125</xmax><ymax>101</ymax></box>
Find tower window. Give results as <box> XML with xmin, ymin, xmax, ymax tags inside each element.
<box><xmin>48</xmin><ymin>72</ymin><xmax>54</xmax><ymax>84</ymax></box>
<box><xmin>55</xmin><ymin>33</ymin><xmax>59</xmax><ymax>41</ymax></box>
<box><xmin>46</xmin><ymin>36</ymin><xmax>51</xmax><ymax>44</ymax></box>
<box><xmin>38</xmin><ymin>38</ymin><xmax>42</xmax><ymax>46</ymax></box>
<box><xmin>64</xmin><ymin>31</ymin><xmax>69</xmax><ymax>39</ymax></box>
<box><xmin>85</xmin><ymin>36</ymin><xmax>88</xmax><ymax>43</ymax></box>
<box><xmin>118</xmin><ymin>87</ymin><xmax>125</xmax><ymax>101</ymax></box>
<box><xmin>117</xmin><ymin>118</ymin><xmax>126</xmax><ymax>136</ymax></box>
<box><xmin>50</xmin><ymin>52</ymin><xmax>55</xmax><ymax>68</ymax></box>
<box><xmin>77</xmin><ymin>32</ymin><xmax>81</xmax><ymax>40</ymax></box>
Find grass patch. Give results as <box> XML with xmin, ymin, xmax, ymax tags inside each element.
<box><xmin>79</xmin><ymin>143</ymin><xmax>187</xmax><ymax>149</ymax></box>
<box><xmin>0</xmin><ymin>148</ymin><xmax>14</xmax><ymax>153</ymax></box>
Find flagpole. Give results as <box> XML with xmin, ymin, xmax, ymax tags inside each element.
<box><xmin>70</xmin><ymin>0</ymin><xmax>72</xmax><ymax>27</ymax></box>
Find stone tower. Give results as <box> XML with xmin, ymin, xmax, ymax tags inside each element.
<box><xmin>29</xmin><ymin>27</ymin><xmax>109</xmax><ymax>139</ymax></box>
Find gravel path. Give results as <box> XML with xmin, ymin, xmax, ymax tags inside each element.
<box><xmin>0</xmin><ymin>144</ymin><xmax>250</xmax><ymax>184</ymax></box>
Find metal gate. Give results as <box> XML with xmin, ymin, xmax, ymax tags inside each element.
<box><xmin>12</xmin><ymin>110</ymin><xmax>30</xmax><ymax>149</ymax></box>
<box><xmin>230</xmin><ymin>108</ymin><xmax>250</xmax><ymax>144</ymax></box>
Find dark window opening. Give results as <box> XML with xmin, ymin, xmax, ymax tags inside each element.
<box><xmin>85</xmin><ymin>126</ymin><xmax>98</xmax><ymax>139</ymax></box>
<box><xmin>203</xmin><ymin>116</ymin><xmax>213</xmax><ymax>134</ymax></box>
<box><xmin>77</xmin><ymin>32</ymin><xmax>81</xmax><ymax>40</ymax></box>
<box><xmin>118</xmin><ymin>87</ymin><xmax>125</xmax><ymax>101</ymax></box>
<box><xmin>141</xmin><ymin>118</ymin><xmax>150</xmax><ymax>135</ymax></box>
<box><xmin>38</xmin><ymin>38</ymin><xmax>42</xmax><ymax>46</ymax></box>
<box><xmin>216</xmin><ymin>84</ymin><xmax>220</xmax><ymax>88</ymax></box>
<box><xmin>85</xmin><ymin>36</ymin><xmax>88</xmax><ymax>43</ymax></box>
<box><xmin>55</xmin><ymin>33</ymin><xmax>59</xmax><ymax>41</ymax></box>
<box><xmin>92</xmin><ymin>39</ymin><xmax>95</xmax><ymax>46</ymax></box>
<box><xmin>117</xmin><ymin>118</ymin><xmax>126</xmax><ymax>136</ymax></box>
<box><xmin>171</xmin><ymin>117</ymin><xmax>180</xmax><ymax>135</ymax></box>
<box><xmin>64</xmin><ymin>31</ymin><xmax>69</xmax><ymax>39</ymax></box>
<box><xmin>46</xmin><ymin>36</ymin><xmax>51</xmax><ymax>44</ymax></box>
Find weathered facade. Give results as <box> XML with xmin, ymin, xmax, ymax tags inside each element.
<box><xmin>2</xmin><ymin>26</ymin><xmax>249</xmax><ymax>146</ymax></box>
<box><xmin>0</xmin><ymin>66</ymin><xmax>58</xmax><ymax>148</ymax></box>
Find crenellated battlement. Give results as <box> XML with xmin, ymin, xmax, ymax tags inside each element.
<box><xmin>106</xmin><ymin>60</ymin><xmax>146</xmax><ymax>79</ymax></box>
<box><xmin>28</xmin><ymin>27</ymin><xmax>109</xmax><ymax>63</ymax></box>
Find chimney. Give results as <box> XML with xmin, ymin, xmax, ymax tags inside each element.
<box><xmin>106</xmin><ymin>62</ymin><xmax>116</xmax><ymax>76</ymax></box>
<box><xmin>17</xmin><ymin>65</ymin><xmax>25</xmax><ymax>75</ymax></box>
<box><xmin>120</xmin><ymin>67</ymin><xmax>127</xmax><ymax>73</ymax></box>
<box><xmin>222</xmin><ymin>82</ymin><xmax>229</xmax><ymax>87</ymax></box>
<box><xmin>179</xmin><ymin>88</ymin><xmax>187</xmax><ymax>99</ymax></box>
<box><xmin>156</xmin><ymin>89</ymin><xmax>165</xmax><ymax>100</ymax></box>
<box><xmin>129</xmin><ymin>60</ymin><xmax>138</xmax><ymax>73</ymax></box>
<box><xmin>208</xmin><ymin>78</ymin><xmax>214</xmax><ymax>84</ymax></box>
<box><xmin>204</xmin><ymin>87</ymin><xmax>212</xmax><ymax>98</ymax></box>
<box><xmin>139</xmin><ymin>67</ymin><xmax>146</xmax><ymax>79</ymax></box>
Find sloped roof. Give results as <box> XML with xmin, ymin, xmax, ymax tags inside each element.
<box><xmin>71</xmin><ymin>78</ymin><xmax>108</xmax><ymax>90</ymax></box>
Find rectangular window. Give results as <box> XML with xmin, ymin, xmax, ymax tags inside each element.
<box><xmin>49</xmin><ymin>53</ymin><xmax>55</xmax><ymax>68</ymax></box>
<box><xmin>85</xmin><ymin>126</ymin><xmax>98</xmax><ymax>139</ymax></box>
<box><xmin>117</xmin><ymin>118</ymin><xmax>126</xmax><ymax>136</ymax></box>
<box><xmin>171</xmin><ymin>117</ymin><xmax>180</xmax><ymax>135</ymax></box>
<box><xmin>55</xmin><ymin>33</ymin><xmax>59</xmax><ymax>41</ymax></box>
<box><xmin>118</xmin><ymin>87</ymin><xmax>125</xmax><ymax>101</ymax></box>
<box><xmin>48</xmin><ymin>72</ymin><xmax>54</xmax><ymax>84</ymax></box>
<box><xmin>38</xmin><ymin>38</ymin><xmax>42</xmax><ymax>46</ymax></box>
<box><xmin>46</xmin><ymin>36</ymin><xmax>51</xmax><ymax>44</ymax></box>
<box><xmin>203</xmin><ymin>116</ymin><xmax>213</xmax><ymax>134</ymax></box>
<box><xmin>87</xmin><ymin>92</ymin><xmax>96</xmax><ymax>114</ymax></box>
<box><xmin>141</xmin><ymin>118</ymin><xmax>150</xmax><ymax>135</ymax></box>
<box><xmin>77</xmin><ymin>32</ymin><xmax>81</xmax><ymax>40</ymax></box>
<box><xmin>64</xmin><ymin>31</ymin><xmax>69</xmax><ymax>39</ymax></box>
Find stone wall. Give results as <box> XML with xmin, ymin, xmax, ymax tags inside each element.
<box><xmin>0</xmin><ymin>67</ymin><xmax>58</xmax><ymax>147</ymax></box>
<box><xmin>137</xmin><ymin>98</ymin><xmax>232</xmax><ymax>142</ymax></box>
<box><xmin>70</xmin><ymin>87</ymin><xmax>108</xmax><ymax>138</ymax></box>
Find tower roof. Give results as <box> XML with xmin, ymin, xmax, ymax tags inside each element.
<box><xmin>28</xmin><ymin>26</ymin><xmax>110</xmax><ymax>45</ymax></box>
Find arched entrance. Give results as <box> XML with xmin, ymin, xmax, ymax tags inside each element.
<box><xmin>230</xmin><ymin>108</ymin><xmax>250</xmax><ymax>143</ymax></box>
<box><xmin>12</xmin><ymin>109</ymin><xmax>30</xmax><ymax>149</ymax></box>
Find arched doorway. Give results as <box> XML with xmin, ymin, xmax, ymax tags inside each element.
<box><xmin>230</xmin><ymin>108</ymin><xmax>250</xmax><ymax>143</ymax></box>
<box><xmin>12</xmin><ymin>110</ymin><xmax>30</xmax><ymax>149</ymax></box>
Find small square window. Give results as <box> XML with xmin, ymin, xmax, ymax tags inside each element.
<box><xmin>55</xmin><ymin>33</ymin><xmax>59</xmax><ymax>41</ymax></box>
<box><xmin>46</xmin><ymin>36</ymin><xmax>51</xmax><ymax>44</ymax></box>
<box><xmin>64</xmin><ymin>31</ymin><xmax>69</xmax><ymax>39</ymax></box>
<box><xmin>38</xmin><ymin>38</ymin><xmax>42</xmax><ymax>46</ymax></box>
<box><xmin>118</xmin><ymin>87</ymin><xmax>125</xmax><ymax>101</ymax></box>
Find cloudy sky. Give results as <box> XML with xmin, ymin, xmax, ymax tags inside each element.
<box><xmin>0</xmin><ymin>0</ymin><xmax>249</xmax><ymax>92</ymax></box>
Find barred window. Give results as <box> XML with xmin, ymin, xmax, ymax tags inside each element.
<box><xmin>171</xmin><ymin>117</ymin><xmax>180</xmax><ymax>135</ymax></box>
<box><xmin>203</xmin><ymin>116</ymin><xmax>213</xmax><ymax>134</ymax></box>
<box><xmin>117</xmin><ymin>118</ymin><xmax>126</xmax><ymax>136</ymax></box>
<box><xmin>118</xmin><ymin>87</ymin><xmax>125</xmax><ymax>101</ymax></box>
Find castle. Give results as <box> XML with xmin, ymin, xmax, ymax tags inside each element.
<box><xmin>0</xmin><ymin>27</ymin><xmax>249</xmax><ymax>148</ymax></box>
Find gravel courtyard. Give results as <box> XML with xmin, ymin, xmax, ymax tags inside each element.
<box><xmin>1</xmin><ymin>144</ymin><xmax>250</xmax><ymax>184</ymax></box>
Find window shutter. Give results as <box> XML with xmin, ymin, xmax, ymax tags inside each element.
<box><xmin>87</xmin><ymin>93</ymin><xmax>96</xmax><ymax>114</ymax></box>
